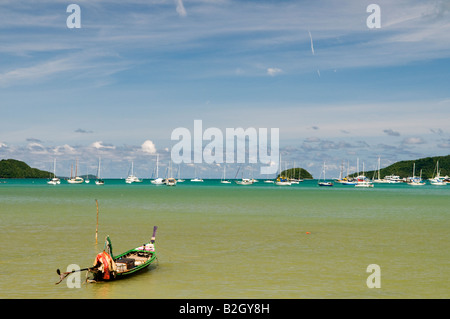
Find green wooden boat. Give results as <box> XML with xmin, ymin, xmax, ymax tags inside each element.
<box><xmin>55</xmin><ymin>226</ymin><xmax>158</xmax><ymax>284</ymax></box>
<box><xmin>89</xmin><ymin>226</ymin><xmax>158</xmax><ymax>282</ymax></box>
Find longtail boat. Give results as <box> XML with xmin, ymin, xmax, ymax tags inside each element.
<box><xmin>56</xmin><ymin>226</ymin><xmax>158</xmax><ymax>284</ymax></box>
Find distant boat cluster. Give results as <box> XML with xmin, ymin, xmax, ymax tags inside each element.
<box><xmin>321</xmin><ymin>159</ymin><xmax>449</xmax><ymax>188</ymax></box>
<box><xmin>48</xmin><ymin>158</ymin><xmax>105</xmax><ymax>186</ymax></box>
<box><xmin>45</xmin><ymin>156</ymin><xmax>449</xmax><ymax>188</ymax></box>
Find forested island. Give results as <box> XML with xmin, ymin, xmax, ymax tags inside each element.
<box><xmin>278</xmin><ymin>168</ymin><xmax>313</xmax><ymax>180</ymax></box>
<box><xmin>350</xmin><ymin>155</ymin><xmax>450</xmax><ymax>180</ymax></box>
<box><xmin>0</xmin><ymin>159</ymin><xmax>53</xmax><ymax>178</ymax></box>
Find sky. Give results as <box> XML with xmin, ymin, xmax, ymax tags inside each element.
<box><xmin>1</xmin><ymin>0</ymin><xmax>450</xmax><ymax>179</ymax></box>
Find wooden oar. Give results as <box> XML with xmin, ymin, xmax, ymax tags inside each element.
<box><xmin>55</xmin><ymin>267</ymin><xmax>95</xmax><ymax>285</ymax></box>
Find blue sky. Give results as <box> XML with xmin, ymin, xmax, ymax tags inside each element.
<box><xmin>1</xmin><ymin>0</ymin><xmax>450</xmax><ymax>178</ymax></box>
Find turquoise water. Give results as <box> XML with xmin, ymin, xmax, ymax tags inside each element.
<box><xmin>0</xmin><ymin>179</ymin><xmax>449</xmax><ymax>298</ymax></box>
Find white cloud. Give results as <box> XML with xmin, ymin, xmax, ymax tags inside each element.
<box><xmin>54</xmin><ymin>144</ymin><xmax>76</xmax><ymax>155</ymax></box>
<box><xmin>141</xmin><ymin>140</ymin><xmax>157</xmax><ymax>154</ymax></box>
<box><xmin>27</xmin><ymin>142</ymin><xmax>47</xmax><ymax>154</ymax></box>
<box><xmin>267</xmin><ymin>67</ymin><xmax>282</xmax><ymax>76</ymax></box>
<box><xmin>91</xmin><ymin>141</ymin><xmax>116</xmax><ymax>150</ymax></box>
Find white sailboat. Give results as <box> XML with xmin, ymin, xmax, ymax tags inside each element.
<box><xmin>235</xmin><ymin>178</ymin><xmax>254</xmax><ymax>185</ymax></box>
<box><xmin>176</xmin><ymin>165</ymin><xmax>185</xmax><ymax>182</ymax></box>
<box><xmin>67</xmin><ymin>160</ymin><xmax>84</xmax><ymax>184</ymax></box>
<box><xmin>340</xmin><ymin>160</ymin><xmax>357</xmax><ymax>185</ymax></box>
<box><xmin>190</xmin><ymin>166</ymin><xmax>204</xmax><ymax>182</ymax></box>
<box><xmin>288</xmin><ymin>161</ymin><xmax>300</xmax><ymax>184</ymax></box>
<box><xmin>220</xmin><ymin>165</ymin><xmax>231</xmax><ymax>184</ymax></box>
<box><xmin>85</xmin><ymin>166</ymin><xmax>90</xmax><ymax>183</ymax></box>
<box><xmin>372</xmin><ymin>156</ymin><xmax>388</xmax><ymax>183</ymax></box>
<box><xmin>275</xmin><ymin>155</ymin><xmax>291</xmax><ymax>186</ymax></box>
<box><xmin>95</xmin><ymin>157</ymin><xmax>104</xmax><ymax>185</ymax></box>
<box><xmin>318</xmin><ymin>161</ymin><xmax>333</xmax><ymax>186</ymax></box>
<box><xmin>165</xmin><ymin>161</ymin><xmax>177</xmax><ymax>186</ymax></box>
<box><xmin>354</xmin><ymin>160</ymin><xmax>373</xmax><ymax>188</ymax></box>
<box><xmin>151</xmin><ymin>154</ymin><xmax>165</xmax><ymax>185</ymax></box>
<box><xmin>47</xmin><ymin>158</ymin><xmax>61</xmax><ymax>185</ymax></box>
<box><xmin>407</xmin><ymin>163</ymin><xmax>424</xmax><ymax>186</ymax></box>
<box><xmin>429</xmin><ymin>161</ymin><xmax>447</xmax><ymax>185</ymax></box>
<box><xmin>125</xmin><ymin>161</ymin><xmax>142</xmax><ymax>183</ymax></box>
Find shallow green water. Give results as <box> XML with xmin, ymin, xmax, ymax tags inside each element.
<box><xmin>0</xmin><ymin>179</ymin><xmax>449</xmax><ymax>298</ymax></box>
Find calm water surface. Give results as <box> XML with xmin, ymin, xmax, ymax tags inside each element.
<box><xmin>0</xmin><ymin>179</ymin><xmax>449</xmax><ymax>298</ymax></box>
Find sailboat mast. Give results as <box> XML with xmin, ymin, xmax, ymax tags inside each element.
<box><xmin>98</xmin><ymin>157</ymin><xmax>101</xmax><ymax>179</ymax></box>
<box><xmin>378</xmin><ymin>156</ymin><xmax>381</xmax><ymax>180</ymax></box>
<box><xmin>156</xmin><ymin>154</ymin><xmax>159</xmax><ymax>178</ymax></box>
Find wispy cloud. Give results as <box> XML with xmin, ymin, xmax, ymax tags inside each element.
<box><xmin>383</xmin><ymin>129</ymin><xmax>400</xmax><ymax>136</ymax></box>
<box><xmin>75</xmin><ymin>129</ymin><xmax>94</xmax><ymax>134</ymax></box>
<box><xmin>0</xmin><ymin>57</ymin><xmax>75</xmax><ymax>88</ymax></box>
<box><xmin>402</xmin><ymin>137</ymin><xmax>426</xmax><ymax>145</ymax></box>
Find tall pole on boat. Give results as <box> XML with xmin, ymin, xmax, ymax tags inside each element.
<box><xmin>95</xmin><ymin>199</ymin><xmax>99</xmax><ymax>244</ymax></box>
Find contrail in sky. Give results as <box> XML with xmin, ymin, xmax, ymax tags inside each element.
<box><xmin>175</xmin><ymin>0</ymin><xmax>187</xmax><ymax>17</ymax></box>
<box><xmin>308</xmin><ymin>30</ymin><xmax>315</xmax><ymax>55</ymax></box>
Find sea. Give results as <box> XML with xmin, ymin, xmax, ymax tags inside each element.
<box><xmin>0</xmin><ymin>178</ymin><xmax>448</xmax><ymax>299</ymax></box>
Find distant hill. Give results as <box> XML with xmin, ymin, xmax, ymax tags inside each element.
<box><xmin>278</xmin><ymin>167</ymin><xmax>313</xmax><ymax>180</ymax></box>
<box><xmin>0</xmin><ymin>159</ymin><xmax>53</xmax><ymax>178</ymax></box>
<box><xmin>350</xmin><ymin>155</ymin><xmax>450</xmax><ymax>179</ymax></box>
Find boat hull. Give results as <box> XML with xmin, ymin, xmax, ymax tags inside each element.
<box><xmin>90</xmin><ymin>249</ymin><xmax>157</xmax><ymax>282</ymax></box>
<box><xmin>318</xmin><ymin>182</ymin><xmax>333</xmax><ymax>186</ymax></box>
